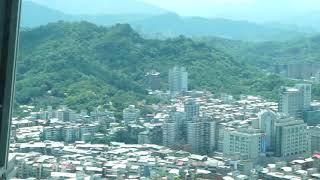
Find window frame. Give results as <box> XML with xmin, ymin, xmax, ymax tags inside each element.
<box><xmin>0</xmin><ymin>0</ymin><xmax>21</xmax><ymax>178</ymax></box>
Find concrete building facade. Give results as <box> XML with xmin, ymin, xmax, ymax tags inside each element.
<box><xmin>123</xmin><ymin>105</ymin><xmax>140</xmax><ymax>124</ymax></box>
<box><xmin>279</xmin><ymin>87</ymin><xmax>303</xmax><ymax>118</ymax></box>
<box><xmin>169</xmin><ymin>66</ymin><xmax>188</xmax><ymax>97</ymax></box>
<box><xmin>186</xmin><ymin>119</ymin><xmax>216</xmax><ymax>154</ymax></box>
<box><xmin>223</xmin><ymin>128</ymin><xmax>265</xmax><ymax>159</ymax></box>
<box><xmin>274</xmin><ymin>118</ymin><xmax>309</xmax><ymax>157</ymax></box>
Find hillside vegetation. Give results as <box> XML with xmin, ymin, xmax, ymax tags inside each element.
<box><xmin>202</xmin><ymin>35</ymin><xmax>320</xmax><ymax>70</ymax></box>
<box><xmin>17</xmin><ymin>22</ymin><xmax>288</xmax><ymax>113</ymax></box>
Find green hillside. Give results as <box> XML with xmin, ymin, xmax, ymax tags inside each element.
<box><xmin>16</xmin><ymin>22</ymin><xmax>288</xmax><ymax>114</ymax></box>
<box><xmin>202</xmin><ymin>35</ymin><xmax>320</xmax><ymax>70</ymax></box>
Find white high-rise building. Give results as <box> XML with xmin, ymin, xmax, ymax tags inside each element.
<box><xmin>274</xmin><ymin>117</ymin><xmax>309</xmax><ymax>157</ymax></box>
<box><xmin>123</xmin><ymin>105</ymin><xmax>140</xmax><ymax>124</ymax></box>
<box><xmin>279</xmin><ymin>87</ymin><xmax>303</xmax><ymax>118</ymax></box>
<box><xmin>257</xmin><ymin>110</ymin><xmax>277</xmax><ymax>152</ymax></box>
<box><xmin>223</xmin><ymin>128</ymin><xmax>266</xmax><ymax>159</ymax></box>
<box><xmin>169</xmin><ymin>66</ymin><xmax>188</xmax><ymax>96</ymax></box>
<box><xmin>295</xmin><ymin>84</ymin><xmax>312</xmax><ymax>110</ymax></box>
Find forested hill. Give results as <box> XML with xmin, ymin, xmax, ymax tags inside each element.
<box><xmin>202</xmin><ymin>35</ymin><xmax>320</xmax><ymax>70</ymax></box>
<box><xmin>16</xmin><ymin>22</ymin><xmax>286</xmax><ymax>113</ymax></box>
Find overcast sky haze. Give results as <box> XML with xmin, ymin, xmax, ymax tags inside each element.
<box><xmin>28</xmin><ymin>0</ymin><xmax>320</xmax><ymax>24</ymax></box>
<box><xmin>140</xmin><ymin>0</ymin><xmax>320</xmax><ymax>22</ymax></box>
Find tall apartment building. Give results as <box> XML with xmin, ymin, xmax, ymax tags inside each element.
<box><xmin>162</xmin><ymin>122</ymin><xmax>177</xmax><ymax>149</ymax></box>
<box><xmin>223</xmin><ymin>128</ymin><xmax>266</xmax><ymax>159</ymax></box>
<box><xmin>279</xmin><ymin>84</ymin><xmax>312</xmax><ymax>118</ymax></box>
<box><xmin>148</xmin><ymin>125</ymin><xmax>163</xmax><ymax>145</ymax></box>
<box><xmin>184</xmin><ymin>99</ymin><xmax>200</xmax><ymax>121</ymax></box>
<box><xmin>309</xmin><ymin>126</ymin><xmax>320</xmax><ymax>153</ymax></box>
<box><xmin>123</xmin><ymin>105</ymin><xmax>140</xmax><ymax>124</ymax></box>
<box><xmin>217</xmin><ymin>124</ymin><xmax>227</xmax><ymax>152</ymax></box>
<box><xmin>169</xmin><ymin>66</ymin><xmax>188</xmax><ymax>97</ymax></box>
<box><xmin>144</xmin><ymin>70</ymin><xmax>161</xmax><ymax>91</ymax></box>
<box><xmin>274</xmin><ymin>118</ymin><xmax>309</xmax><ymax>157</ymax></box>
<box><xmin>295</xmin><ymin>84</ymin><xmax>312</xmax><ymax>110</ymax></box>
<box><xmin>279</xmin><ymin>86</ymin><xmax>303</xmax><ymax>118</ymax></box>
<box><xmin>186</xmin><ymin>118</ymin><xmax>216</xmax><ymax>154</ymax></box>
<box><xmin>169</xmin><ymin>109</ymin><xmax>186</xmax><ymax>142</ymax></box>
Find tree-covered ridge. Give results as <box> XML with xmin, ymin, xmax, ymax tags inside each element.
<box><xmin>16</xmin><ymin>21</ymin><xmax>287</xmax><ymax>113</ymax></box>
<box><xmin>202</xmin><ymin>34</ymin><xmax>320</xmax><ymax>70</ymax></box>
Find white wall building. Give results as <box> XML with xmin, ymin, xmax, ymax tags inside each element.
<box><xmin>169</xmin><ymin>66</ymin><xmax>188</xmax><ymax>97</ymax></box>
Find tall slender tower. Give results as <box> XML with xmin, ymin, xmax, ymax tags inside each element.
<box><xmin>169</xmin><ymin>66</ymin><xmax>188</xmax><ymax>97</ymax></box>
<box><xmin>295</xmin><ymin>84</ymin><xmax>312</xmax><ymax>110</ymax></box>
<box><xmin>257</xmin><ymin>110</ymin><xmax>277</xmax><ymax>152</ymax></box>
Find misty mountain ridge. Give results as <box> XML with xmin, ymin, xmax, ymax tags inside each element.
<box><xmin>21</xmin><ymin>1</ymin><xmax>317</xmax><ymax>42</ymax></box>
<box><xmin>26</xmin><ymin>0</ymin><xmax>168</xmax><ymax>15</ymax></box>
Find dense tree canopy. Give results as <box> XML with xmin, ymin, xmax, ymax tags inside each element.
<box><xmin>16</xmin><ymin>22</ymin><xmax>292</xmax><ymax>113</ymax></box>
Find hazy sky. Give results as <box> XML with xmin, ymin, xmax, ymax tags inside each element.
<box><xmin>28</xmin><ymin>0</ymin><xmax>320</xmax><ymax>23</ymax></box>
<box><xmin>28</xmin><ymin>0</ymin><xmax>166</xmax><ymax>15</ymax></box>
<box><xmin>139</xmin><ymin>0</ymin><xmax>320</xmax><ymax>22</ymax></box>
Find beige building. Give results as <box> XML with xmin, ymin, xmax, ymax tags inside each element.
<box><xmin>223</xmin><ymin>127</ymin><xmax>265</xmax><ymax>159</ymax></box>
<box><xmin>279</xmin><ymin>87</ymin><xmax>303</xmax><ymax>118</ymax></box>
<box><xmin>274</xmin><ymin>118</ymin><xmax>309</xmax><ymax>157</ymax></box>
<box><xmin>309</xmin><ymin>126</ymin><xmax>320</xmax><ymax>153</ymax></box>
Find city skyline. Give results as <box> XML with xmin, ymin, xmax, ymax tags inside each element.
<box><xmin>2</xmin><ymin>0</ymin><xmax>320</xmax><ymax>179</ymax></box>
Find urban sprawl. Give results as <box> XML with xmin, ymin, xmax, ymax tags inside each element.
<box><xmin>8</xmin><ymin>66</ymin><xmax>320</xmax><ymax>180</ymax></box>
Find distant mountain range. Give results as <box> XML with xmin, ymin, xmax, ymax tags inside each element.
<box><xmin>21</xmin><ymin>1</ymin><xmax>316</xmax><ymax>42</ymax></box>
<box><xmin>130</xmin><ymin>13</ymin><xmax>314</xmax><ymax>42</ymax></box>
<box><xmin>27</xmin><ymin>0</ymin><xmax>167</xmax><ymax>15</ymax></box>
